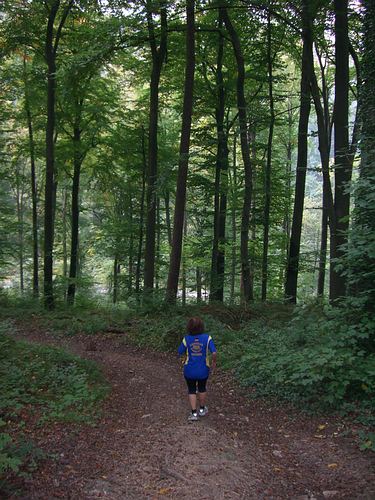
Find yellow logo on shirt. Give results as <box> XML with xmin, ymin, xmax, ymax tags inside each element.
<box><xmin>191</xmin><ymin>340</ymin><xmax>203</xmax><ymax>356</ymax></box>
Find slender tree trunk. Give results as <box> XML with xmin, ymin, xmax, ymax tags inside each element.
<box><xmin>113</xmin><ymin>256</ymin><xmax>119</xmax><ymax>304</ymax></box>
<box><xmin>136</xmin><ymin>127</ymin><xmax>147</xmax><ymax>295</ymax></box>
<box><xmin>220</xmin><ymin>1</ymin><xmax>253</xmax><ymax>303</ymax></box>
<box><xmin>23</xmin><ymin>56</ymin><xmax>39</xmax><ymax>297</ymax></box>
<box><xmin>230</xmin><ymin>131</ymin><xmax>237</xmax><ymax>304</ymax></box>
<box><xmin>285</xmin><ymin>0</ymin><xmax>313</xmax><ymax>303</ymax></box>
<box><xmin>261</xmin><ymin>11</ymin><xmax>275</xmax><ymax>301</ymax></box>
<box><xmin>155</xmin><ymin>196</ymin><xmax>160</xmax><ymax>289</ymax></box>
<box><xmin>164</xmin><ymin>190</ymin><xmax>172</xmax><ymax>247</ymax></box>
<box><xmin>283</xmin><ymin>101</ymin><xmax>293</xmax><ymax>284</ymax></box>
<box><xmin>166</xmin><ymin>0</ymin><xmax>195</xmax><ymax>303</ymax></box>
<box><xmin>310</xmin><ymin>50</ymin><xmax>336</xmax><ymax>298</ymax></box>
<box><xmin>210</xmin><ymin>11</ymin><xmax>228</xmax><ymax>303</ymax></box>
<box><xmin>16</xmin><ymin>171</ymin><xmax>25</xmax><ymax>292</ymax></box>
<box><xmin>144</xmin><ymin>1</ymin><xmax>167</xmax><ymax>291</ymax></box>
<box><xmin>67</xmin><ymin>125</ymin><xmax>82</xmax><ymax>304</ymax></box>
<box><xmin>330</xmin><ymin>0</ymin><xmax>351</xmax><ymax>302</ymax></box>
<box><xmin>317</xmin><ymin>206</ymin><xmax>328</xmax><ymax>296</ymax></box>
<box><xmin>196</xmin><ymin>267</ymin><xmax>202</xmax><ymax>303</ymax></box>
<box><xmin>128</xmin><ymin>197</ymin><xmax>134</xmax><ymax>294</ymax></box>
<box><xmin>44</xmin><ymin>5</ymin><xmax>59</xmax><ymax>309</ymax></box>
<box><xmin>44</xmin><ymin>0</ymin><xmax>73</xmax><ymax>309</ymax></box>
<box><xmin>210</xmin><ymin>144</ymin><xmax>221</xmax><ymax>301</ymax></box>
<box><xmin>62</xmin><ymin>187</ymin><xmax>68</xmax><ymax>299</ymax></box>
<box><xmin>181</xmin><ymin>215</ymin><xmax>187</xmax><ymax>305</ymax></box>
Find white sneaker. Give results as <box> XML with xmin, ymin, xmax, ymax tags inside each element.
<box><xmin>199</xmin><ymin>406</ymin><xmax>208</xmax><ymax>417</ymax></box>
<box><xmin>188</xmin><ymin>411</ymin><xmax>199</xmax><ymax>422</ymax></box>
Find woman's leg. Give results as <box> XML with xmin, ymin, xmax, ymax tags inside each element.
<box><xmin>188</xmin><ymin>393</ymin><xmax>197</xmax><ymax>411</ymax></box>
<box><xmin>185</xmin><ymin>378</ymin><xmax>198</xmax><ymax>411</ymax></box>
<box><xmin>197</xmin><ymin>378</ymin><xmax>208</xmax><ymax>407</ymax></box>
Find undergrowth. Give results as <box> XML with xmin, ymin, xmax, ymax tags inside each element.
<box><xmin>0</xmin><ymin>318</ymin><xmax>109</xmax><ymax>491</ymax></box>
<box><xmin>1</xmin><ymin>292</ymin><xmax>374</xmax><ymax>458</ymax></box>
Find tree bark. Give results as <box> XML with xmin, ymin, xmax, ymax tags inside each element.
<box><xmin>164</xmin><ymin>190</ymin><xmax>172</xmax><ymax>247</ymax></box>
<box><xmin>113</xmin><ymin>257</ymin><xmax>119</xmax><ymax>304</ymax></box>
<box><xmin>128</xmin><ymin>197</ymin><xmax>134</xmax><ymax>294</ymax></box>
<box><xmin>44</xmin><ymin>0</ymin><xmax>73</xmax><ymax>309</ymax></box>
<box><xmin>330</xmin><ymin>0</ymin><xmax>351</xmax><ymax>302</ymax></box>
<box><xmin>67</xmin><ymin>123</ymin><xmax>83</xmax><ymax>304</ymax></box>
<box><xmin>317</xmin><ymin>206</ymin><xmax>328</xmax><ymax>296</ymax></box>
<box><xmin>210</xmin><ymin>11</ymin><xmax>228</xmax><ymax>303</ymax></box>
<box><xmin>261</xmin><ymin>11</ymin><xmax>275</xmax><ymax>301</ymax></box>
<box><xmin>229</xmin><ymin>131</ymin><xmax>237</xmax><ymax>304</ymax></box>
<box><xmin>144</xmin><ymin>0</ymin><xmax>167</xmax><ymax>291</ymax></box>
<box><xmin>23</xmin><ymin>56</ymin><xmax>39</xmax><ymax>297</ymax></box>
<box><xmin>196</xmin><ymin>267</ymin><xmax>202</xmax><ymax>303</ymax></box>
<box><xmin>62</xmin><ymin>187</ymin><xmax>68</xmax><ymax>299</ymax></box>
<box><xmin>16</xmin><ymin>168</ymin><xmax>25</xmax><ymax>292</ymax></box>
<box><xmin>220</xmin><ymin>1</ymin><xmax>253</xmax><ymax>303</ymax></box>
<box><xmin>135</xmin><ymin>127</ymin><xmax>147</xmax><ymax>295</ymax></box>
<box><xmin>166</xmin><ymin>0</ymin><xmax>195</xmax><ymax>303</ymax></box>
<box><xmin>282</xmin><ymin>100</ymin><xmax>293</xmax><ymax>285</ymax></box>
<box><xmin>284</xmin><ymin>0</ymin><xmax>313</xmax><ymax>303</ymax></box>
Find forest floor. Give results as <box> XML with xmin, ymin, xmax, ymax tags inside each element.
<box><xmin>9</xmin><ymin>322</ymin><xmax>375</xmax><ymax>500</ymax></box>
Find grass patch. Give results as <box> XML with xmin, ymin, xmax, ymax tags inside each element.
<box><xmin>0</xmin><ymin>318</ymin><xmax>109</xmax><ymax>491</ymax></box>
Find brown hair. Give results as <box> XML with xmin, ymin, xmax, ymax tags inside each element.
<box><xmin>186</xmin><ymin>317</ymin><xmax>204</xmax><ymax>335</ymax></box>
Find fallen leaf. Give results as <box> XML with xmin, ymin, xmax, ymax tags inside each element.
<box><xmin>158</xmin><ymin>487</ymin><xmax>172</xmax><ymax>495</ymax></box>
<box><xmin>328</xmin><ymin>463</ymin><xmax>338</xmax><ymax>469</ymax></box>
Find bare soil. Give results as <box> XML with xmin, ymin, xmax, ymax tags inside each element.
<box><xmin>9</xmin><ymin>326</ymin><xmax>375</xmax><ymax>500</ymax></box>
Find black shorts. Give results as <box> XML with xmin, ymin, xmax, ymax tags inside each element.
<box><xmin>184</xmin><ymin>377</ymin><xmax>208</xmax><ymax>394</ymax></box>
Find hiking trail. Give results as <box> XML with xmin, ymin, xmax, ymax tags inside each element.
<box><xmin>13</xmin><ymin>326</ymin><xmax>375</xmax><ymax>499</ymax></box>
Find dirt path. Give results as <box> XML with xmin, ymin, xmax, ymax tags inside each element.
<box><xmin>12</xmin><ymin>328</ymin><xmax>375</xmax><ymax>500</ymax></box>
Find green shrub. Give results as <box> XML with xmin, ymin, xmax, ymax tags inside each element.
<box><xmin>218</xmin><ymin>304</ymin><xmax>375</xmax><ymax>411</ymax></box>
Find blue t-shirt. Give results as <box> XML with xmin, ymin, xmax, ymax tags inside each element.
<box><xmin>178</xmin><ymin>333</ymin><xmax>217</xmax><ymax>379</ymax></box>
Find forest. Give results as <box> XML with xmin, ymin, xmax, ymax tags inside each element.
<box><xmin>0</xmin><ymin>0</ymin><xmax>374</xmax><ymax>497</ymax></box>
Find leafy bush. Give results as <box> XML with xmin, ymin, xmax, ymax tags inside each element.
<box><xmin>219</xmin><ymin>303</ymin><xmax>375</xmax><ymax>411</ymax></box>
<box><xmin>129</xmin><ymin>310</ymin><xmax>228</xmax><ymax>352</ymax></box>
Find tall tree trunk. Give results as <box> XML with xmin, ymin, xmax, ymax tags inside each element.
<box><xmin>210</xmin><ymin>11</ymin><xmax>228</xmax><ymax>303</ymax></box>
<box><xmin>164</xmin><ymin>190</ymin><xmax>172</xmax><ymax>247</ymax></box>
<box><xmin>44</xmin><ymin>4</ymin><xmax>59</xmax><ymax>309</ymax></box>
<box><xmin>229</xmin><ymin>131</ymin><xmax>237</xmax><ymax>304</ymax></box>
<box><xmin>16</xmin><ymin>170</ymin><xmax>25</xmax><ymax>292</ymax></box>
<box><xmin>261</xmin><ymin>11</ymin><xmax>275</xmax><ymax>301</ymax></box>
<box><xmin>310</xmin><ymin>52</ymin><xmax>336</xmax><ymax>298</ymax></box>
<box><xmin>62</xmin><ymin>187</ymin><xmax>68</xmax><ymax>299</ymax></box>
<box><xmin>144</xmin><ymin>0</ymin><xmax>167</xmax><ymax>291</ymax></box>
<box><xmin>283</xmin><ymin>100</ymin><xmax>293</xmax><ymax>285</ymax></box>
<box><xmin>44</xmin><ymin>0</ymin><xmax>73</xmax><ymax>309</ymax></box>
<box><xmin>196</xmin><ymin>267</ymin><xmax>202</xmax><ymax>303</ymax></box>
<box><xmin>181</xmin><ymin>215</ymin><xmax>187</xmax><ymax>305</ymax></box>
<box><xmin>67</xmin><ymin>125</ymin><xmax>82</xmax><ymax>304</ymax></box>
<box><xmin>23</xmin><ymin>56</ymin><xmax>39</xmax><ymax>297</ymax></box>
<box><xmin>128</xmin><ymin>197</ymin><xmax>134</xmax><ymax>294</ymax></box>
<box><xmin>166</xmin><ymin>0</ymin><xmax>195</xmax><ymax>303</ymax></box>
<box><xmin>113</xmin><ymin>257</ymin><xmax>119</xmax><ymax>304</ymax></box>
<box><xmin>220</xmin><ymin>1</ymin><xmax>253</xmax><ymax>303</ymax></box>
<box><xmin>284</xmin><ymin>0</ymin><xmax>313</xmax><ymax>303</ymax></box>
<box><xmin>135</xmin><ymin>127</ymin><xmax>147</xmax><ymax>295</ymax></box>
<box><xmin>330</xmin><ymin>0</ymin><xmax>351</xmax><ymax>302</ymax></box>
<box><xmin>155</xmin><ymin>196</ymin><xmax>160</xmax><ymax>289</ymax></box>
<box><xmin>317</xmin><ymin>206</ymin><xmax>328</xmax><ymax>296</ymax></box>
